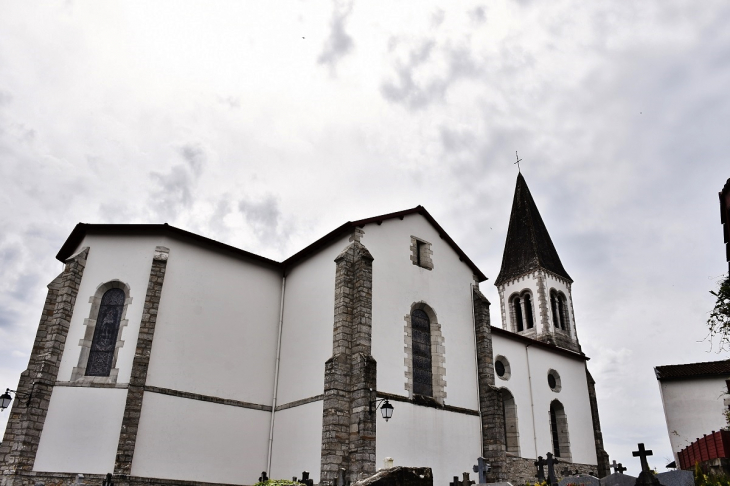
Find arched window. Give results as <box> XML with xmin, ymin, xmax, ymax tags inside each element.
<box><xmin>513</xmin><ymin>297</ymin><xmax>524</xmax><ymax>332</ymax></box>
<box><xmin>501</xmin><ymin>389</ymin><xmax>520</xmax><ymax>455</ymax></box>
<box><xmin>411</xmin><ymin>309</ymin><xmax>433</xmax><ymax>397</ymax></box>
<box><xmin>523</xmin><ymin>294</ymin><xmax>534</xmax><ymax>329</ymax></box>
<box><xmin>550</xmin><ymin>290</ymin><xmax>561</xmax><ymax>330</ymax></box>
<box><xmin>86</xmin><ymin>288</ymin><xmax>125</xmax><ymax>377</ymax></box>
<box><xmin>549</xmin><ymin>400</ymin><xmax>571</xmax><ymax>461</ymax></box>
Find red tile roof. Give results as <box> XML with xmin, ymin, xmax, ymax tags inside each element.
<box><xmin>655</xmin><ymin>359</ymin><xmax>730</xmax><ymax>381</ymax></box>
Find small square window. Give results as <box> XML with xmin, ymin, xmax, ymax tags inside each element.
<box><xmin>410</xmin><ymin>236</ymin><xmax>433</xmax><ymax>270</ymax></box>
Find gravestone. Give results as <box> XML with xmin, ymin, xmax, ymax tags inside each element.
<box><xmin>102</xmin><ymin>473</ymin><xmax>114</xmax><ymax>486</ymax></box>
<box><xmin>656</xmin><ymin>470</ymin><xmax>694</xmax><ymax>486</ymax></box>
<box><xmin>558</xmin><ymin>474</ymin><xmax>600</xmax><ymax>486</ymax></box>
<box><xmin>299</xmin><ymin>471</ymin><xmax>314</xmax><ymax>486</ymax></box>
<box><xmin>611</xmin><ymin>461</ymin><xmax>627</xmax><ymax>475</ymax></box>
<box><xmin>600</xmin><ymin>472</ymin><xmax>637</xmax><ymax>486</ymax></box>
<box><xmin>75</xmin><ymin>475</ymin><xmax>85</xmax><ymax>486</ymax></box>
<box><xmin>461</xmin><ymin>472</ymin><xmax>475</xmax><ymax>486</ymax></box>
<box><xmin>473</xmin><ymin>457</ymin><xmax>490</xmax><ymax>484</ymax></box>
<box><xmin>632</xmin><ymin>443</ymin><xmax>661</xmax><ymax>486</ymax></box>
<box><xmin>338</xmin><ymin>468</ymin><xmax>347</xmax><ymax>486</ymax></box>
<box><xmin>535</xmin><ymin>456</ymin><xmax>547</xmax><ymax>482</ymax></box>
<box><xmin>451</xmin><ymin>477</ymin><xmax>460</xmax><ymax>486</ymax></box>
<box><xmin>259</xmin><ymin>472</ymin><xmax>269</xmax><ymax>483</ymax></box>
<box><xmin>546</xmin><ymin>453</ymin><xmax>560</xmax><ymax>486</ymax></box>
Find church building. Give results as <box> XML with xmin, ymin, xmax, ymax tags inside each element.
<box><xmin>0</xmin><ymin>174</ymin><xmax>610</xmax><ymax>486</ymax></box>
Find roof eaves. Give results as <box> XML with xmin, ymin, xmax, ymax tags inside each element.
<box><xmin>55</xmin><ymin>223</ymin><xmax>282</xmax><ymax>269</ymax></box>
<box><xmin>490</xmin><ymin>326</ymin><xmax>588</xmax><ymax>361</ymax></box>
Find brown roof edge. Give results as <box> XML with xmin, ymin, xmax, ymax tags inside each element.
<box><xmin>280</xmin><ymin>205</ymin><xmax>488</xmax><ymax>281</ymax></box>
<box><xmin>655</xmin><ymin>359</ymin><xmax>730</xmax><ymax>381</ymax></box>
<box><xmin>57</xmin><ymin>206</ymin><xmax>488</xmax><ymax>281</ymax></box>
<box><xmin>55</xmin><ymin>223</ymin><xmax>281</xmax><ymax>268</ymax></box>
<box><xmin>490</xmin><ymin>326</ymin><xmax>589</xmax><ymax>362</ymax></box>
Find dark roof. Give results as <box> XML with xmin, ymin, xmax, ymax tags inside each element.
<box><xmin>56</xmin><ymin>206</ymin><xmax>488</xmax><ymax>282</ymax></box>
<box><xmin>494</xmin><ymin>173</ymin><xmax>571</xmax><ymax>286</ymax></box>
<box><xmin>655</xmin><ymin>359</ymin><xmax>730</xmax><ymax>381</ymax></box>
<box><xmin>56</xmin><ymin>223</ymin><xmax>281</xmax><ymax>268</ymax></box>
<box><xmin>490</xmin><ymin>326</ymin><xmax>588</xmax><ymax>362</ymax></box>
<box><xmin>720</xmin><ymin>178</ymin><xmax>730</xmax><ymax>273</ymax></box>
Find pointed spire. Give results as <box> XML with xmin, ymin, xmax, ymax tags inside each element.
<box><xmin>494</xmin><ymin>173</ymin><xmax>572</xmax><ymax>286</ymax></box>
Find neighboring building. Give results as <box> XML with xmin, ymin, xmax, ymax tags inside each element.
<box><xmin>655</xmin><ymin>360</ymin><xmax>730</xmax><ymax>467</ymax></box>
<box><xmin>0</xmin><ymin>174</ymin><xmax>609</xmax><ymax>486</ymax></box>
<box><xmin>721</xmin><ymin>178</ymin><xmax>730</xmax><ymax>274</ymax></box>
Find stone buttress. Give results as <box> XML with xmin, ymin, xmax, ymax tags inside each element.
<box><xmin>0</xmin><ymin>248</ymin><xmax>89</xmax><ymax>486</ymax></box>
<box><xmin>320</xmin><ymin>233</ymin><xmax>377</xmax><ymax>486</ymax></box>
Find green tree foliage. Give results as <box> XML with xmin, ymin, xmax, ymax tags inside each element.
<box><xmin>254</xmin><ymin>480</ymin><xmax>301</xmax><ymax>486</ymax></box>
<box><xmin>708</xmin><ymin>275</ymin><xmax>730</xmax><ymax>351</ymax></box>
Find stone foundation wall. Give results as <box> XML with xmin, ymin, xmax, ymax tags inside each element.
<box><xmin>0</xmin><ymin>472</ymin><xmax>251</xmax><ymax>486</ymax></box>
<box><xmin>504</xmin><ymin>456</ymin><xmax>599</xmax><ymax>486</ymax></box>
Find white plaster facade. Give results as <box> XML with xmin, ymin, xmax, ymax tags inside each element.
<box><xmin>657</xmin><ymin>371</ymin><xmax>730</xmax><ymax>465</ymax></box>
<box><xmin>14</xmin><ymin>201</ymin><xmax>607</xmax><ymax>486</ymax></box>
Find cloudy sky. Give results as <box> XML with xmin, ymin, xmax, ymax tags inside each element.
<box><xmin>1</xmin><ymin>0</ymin><xmax>730</xmax><ymax>475</ymax></box>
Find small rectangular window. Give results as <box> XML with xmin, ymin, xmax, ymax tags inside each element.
<box><xmin>411</xmin><ymin>236</ymin><xmax>433</xmax><ymax>270</ymax></box>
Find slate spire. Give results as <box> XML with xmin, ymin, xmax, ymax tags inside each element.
<box><xmin>494</xmin><ymin>173</ymin><xmax>572</xmax><ymax>286</ymax></box>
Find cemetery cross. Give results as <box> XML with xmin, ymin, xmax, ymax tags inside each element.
<box><xmin>450</xmin><ymin>477</ymin><xmax>461</xmax><ymax>486</ymax></box>
<box><xmin>461</xmin><ymin>472</ymin><xmax>475</xmax><ymax>486</ymax></box>
<box><xmin>632</xmin><ymin>443</ymin><xmax>653</xmax><ymax>473</ymax></box>
<box><xmin>259</xmin><ymin>472</ymin><xmax>269</xmax><ymax>482</ymax></box>
<box><xmin>534</xmin><ymin>456</ymin><xmax>547</xmax><ymax>482</ymax></box>
<box><xmin>546</xmin><ymin>452</ymin><xmax>560</xmax><ymax>486</ymax></box>
<box><xmin>473</xmin><ymin>457</ymin><xmax>490</xmax><ymax>484</ymax></box>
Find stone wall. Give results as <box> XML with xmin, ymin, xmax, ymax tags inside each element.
<box><xmin>504</xmin><ymin>456</ymin><xmax>599</xmax><ymax>485</ymax></box>
<box><xmin>472</xmin><ymin>287</ymin><xmax>508</xmax><ymax>483</ymax></box>
<box><xmin>0</xmin><ymin>471</ymin><xmax>251</xmax><ymax>486</ymax></box>
<box><xmin>1</xmin><ymin>248</ymin><xmax>88</xmax><ymax>486</ymax></box>
<box><xmin>320</xmin><ymin>236</ymin><xmax>377</xmax><ymax>486</ymax></box>
<box><xmin>113</xmin><ymin>246</ymin><xmax>169</xmax><ymax>476</ymax></box>
<box><xmin>585</xmin><ymin>369</ymin><xmax>610</xmax><ymax>478</ymax></box>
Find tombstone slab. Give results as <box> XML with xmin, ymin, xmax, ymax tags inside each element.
<box><xmin>600</xmin><ymin>472</ymin><xmax>637</xmax><ymax>486</ymax></box>
<box><xmin>482</xmin><ymin>482</ymin><xmax>512</xmax><ymax>486</ymax></box>
<box><xmin>558</xmin><ymin>474</ymin><xmax>600</xmax><ymax>486</ymax></box>
<box><xmin>656</xmin><ymin>470</ymin><xmax>694</xmax><ymax>486</ymax></box>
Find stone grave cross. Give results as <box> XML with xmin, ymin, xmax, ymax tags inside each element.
<box><xmin>461</xmin><ymin>472</ymin><xmax>475</xmax><ymax>486</ymax></box>
<box><xmin>473</xmin><ymin>457</ymin><xmax>490</xmax><ymax>484</ymax></box>
<box><xmin>298</xmin><ymin>472</ymin><xmax>314</xmax><ymax>486</ymax></box>
<box><xmin>450</xmin><ymin>477</ymin><xmax>461</xmax><ymax>486</ymax></box>
<box><xmin>632</xmin><ymin>443</ymin><xmax>653</xmax><ymax>473</ymax></box>
<box><xmin>611</xmin><ymin>460</ymin><xmax>627</xmax><ymax>475</ymax></box>
<box><xmin>102</xmin><ymin>473</ymin><xmax>114</xmax><ymax>486</ymax></box>
<box><xmin>534</xmin><ymin>456</ymin><xmax>547</xmax><ymax>482</ymax></box>
<box><xmin>259</xmin><ymin>472</ymin><xmax>269</xmax><ymax>482</ymax></box>
<box><xmin>546</xmin><ymin>452</ymin><xmax>560</xmax><ymax>486</ymax></box>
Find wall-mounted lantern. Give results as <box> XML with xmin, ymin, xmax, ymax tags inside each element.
<box><xmin>369</xmin><ymin>388</ymin><xmax>394</xmax><ymax>422</ymax></box>
<box><xmin>1</xmin><ymin>389</ymin><xmax>16</xmax><ymax>412</ymax></box>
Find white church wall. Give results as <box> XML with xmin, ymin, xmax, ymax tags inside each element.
<box><xmin>33</xmin><ymin>386</ymin><xmax>127</xmax><ymax>474</ymax></box>
<box><xmin>57</xmin><ymin>234</ymin><xmax>161</xmax><ymax>384</ymax></box>
<box><xmin>276</xmin><ymin>234</ymin><xmax>349</xmax><ymax>405</ymax></box>
<box><xmin>131</xmin><ymin>391</ymin><xmax>270</xmax><ymax>485</ymax></box>
<box><xmin>376</xmin><ymin>402</ymin><xmax>481</xmax><ymax>486</ymax></box>
<box><xmin>145</xmin><ymin>237</ymin><xmax>282</xmax><ymax>406</ymax></box>
<box><xmin>270</xmin><ymin>401</ymin><xmax>324</xmax><ymax>482</ymax></box>
<box><xmin>492</xmin><ymin>335</ymin><xmax>597</xmax><ymax>465</ymax></box>
<box><xmin>658</xmin><ymin>376</ymin><xmax>730</xmax><ymax>462</ymax></box>
<box><xmin>366</xmin><ymin>214</ymin><xmax>479</xmax><ymax>410</ymax></box>
<box><xmin>492</xmin><ymin>335</ymin><xmax>538</xmax><ymax>459</ymax></box>
<box><xmin>528</xmin><ymin>348</ymin><xmax>597</xmax><ymax>465</ymax></box>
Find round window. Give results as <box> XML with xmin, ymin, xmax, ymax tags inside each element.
<box><xmin>547</xmin><ymin>369</ymin><xmax>562</xmax><ymax>392</ymax></box>
<box><xmin>495</xmin><ymin>360</ymin><xmax>505</xmax><ymax>377</ymax></box>
<box><xmin>495</xmin><ymin>356</ymin><xmax>511</xmax><ymax>381</ymax></box>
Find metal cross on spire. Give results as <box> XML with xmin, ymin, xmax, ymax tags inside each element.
<box><xmin>514</xmin><ymin>151</ymin><xmax>522</xmax><ymax>173</ymax></box>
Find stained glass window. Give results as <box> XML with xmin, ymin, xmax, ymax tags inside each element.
<box><xmin>411</xmin><ymin>309</ymin><xmax>433</xmax><ymax>397</ymax></box>
<box><xmin>86</xmin><ymin>288</ymin><xmax>125</xmax><ymax>377</ymax></box>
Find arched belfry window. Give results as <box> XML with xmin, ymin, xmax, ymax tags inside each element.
<box><xmin>411</xmin><ymin>309</ymin><xmax>433</xmax><ymax>397</ymax></box>
<box><xmin>511</xmin><ymin>291</ymin><xmax>534</xmax><ymax>332</ymax></box>
<box><xmin>523</xmin><ymin>294</ymin><xmax>534</xmax><ymax>329</ymax></box>
<box><xmin>87</xmin><ymin>288</ymin><xmax>125</xmax><ymax>376</ymax></box>
<box><xmin>513</xmin><ymin>297</ymin><xmax>524</xmax><ymax>332</ymax></box>
<box><xmin>550</xmin><ymin>290</ymin><xmax>570</xmax><ymax>333</ymax></box>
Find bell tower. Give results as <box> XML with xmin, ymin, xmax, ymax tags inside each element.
<box><xmin>494</xmin><ymin>173</ymin><xmax>581</xmax><ymax>353</ymax></box>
